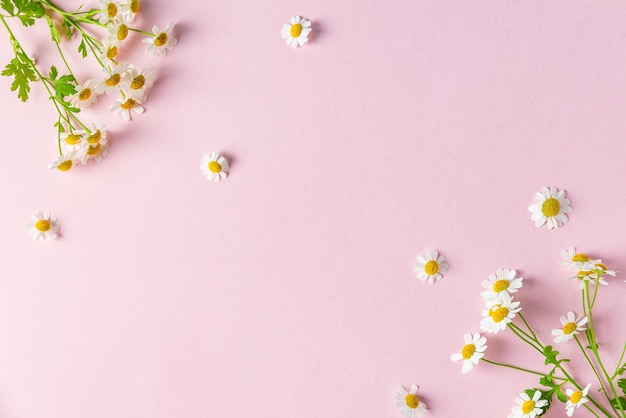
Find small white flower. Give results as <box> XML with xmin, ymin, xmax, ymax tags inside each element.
<box><xmin>450</xmin><ymin>333</ymin><xmax>487</xmax><ymax>374</ymax></box>
<box><xmin>26</xmin><ymin>211</ymin><xmax>60</xmax><ymax>240</ymax></box>
<box><xmin>95</xmin><ymin>62</ymin><xmax>128</xmax><ymax>95</ymax></box>
<box><xmin>65</xmin><ymin>79</ymin><xmax>99</xmax><ymax>109</ymax></box>
<box><xmin>394</xmin><ymin>384</ymin><xmax>428</xmax><ymax>417</ymax></box>
<box><xmin>142</xmin><ymin>23</ymin><xmax>177</xmax><ymax>56</ymax></box>
<box><xmin>98</xmin><ymin>0</ymin><xmax>121</xmax><ymax>25</ymax></box>
<box><xmin>511</xmin><ymin>390</ymin><xmax>548</xmax><ymax>418</ymax></box>
<box><xmin>567</xmin><ymin>262</ymin><xmax>615</xmax><ymax>288</ymax></box>
<box><xmin>560</xmin><ymin>247</ymin><xmax>599</xmax><ymax>271</ymax></box>
<box><xmin>49</xmin><ymin>151</ymin><xmax>79</xmax><ymax>172</ymax></box>
<box><xmin>120</xmin><ymin>65</ymin><xmax>155</xmax><ymax>100</ymax></box>
<box><xmin>120</xmin><ymin>0</ymin><xmax>140</xmax><ymax>21</ymax></box>
<box><xmin>551</xmin><ymin>311</ymin><xmax>587</xmax><ymax>343</ymax></box>
<box><xmin>107</xmin><ymin>13</ymin><xmax>131</xmax><ymax>44</ymax></box>
<box><xmin>481</xmin><ymin>268</ymin><xmax>523</xmax><ymax>301</ymax></box>
<box><xmin>60</xmin><ymin>129</ymin><xmax>87</xmax><ymax>153</ymax></box>
<box><xmin>414</xmin><ymin>251</ymin><xmax>448</xmax><ymax>284</ymax></box>
<box><xmin>565</xmin><ymin>384</ymin><xmax>590</xmax><ymax>417</ymax></box>
<box><xmin>528</xmin><ymin>186</ymin><xmax>572</xmax><ymax>229</ymax></box>
<box><xmin>480</xmin><ymin>293</ymin><xmax>521</xmax><ymax>334</ymax></box>
<box><xmin>109</xmin><ymin>95</ymin><xmax>145</xmax><ymax>121</ymax></box>
<box><xmin>200</xmin><ymin>152</ymin><xmax>229</xmax><ymax>182</ymax></box>
<box><xmin>99</xmin><ymin>38</ymin><xmax>121</xmax><ymax>64</ymax></box>
<box><xmin>281</xmin><ymin>15</ymin><xmax>312</xmax><ymax>48</ymax></box>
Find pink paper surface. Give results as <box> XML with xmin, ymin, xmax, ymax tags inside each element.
<box><xmin>1</xmin><ymin>1</ymin><xmax>626</xmax><ymax>417</ymax></box>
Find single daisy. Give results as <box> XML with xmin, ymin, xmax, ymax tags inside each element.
<box><xmin>511</xmin><ymin>390</ymin><xmax>548</xmax><ymax>418</ymax></box>
<box><xmin>109</xmin><ymin>95</ymin><xmax>145</xmax><ymax>121</ymax></box>
<box><xmin>82</xmin><ymin>143</ymin><xmax>109</xmax><ymax>164</ymax></box>
<box><xmin>26</xmin><ymin>211</ymin><xmax>60</xmax><ymax>240</ymax></box>
<box><xmin>565</xmin><ymin>384</ymin><xmax>590</xmax><ymax>417</ymax></box>
<box><xmin>95</xmin><ymin>62</ymin><xmax>129</xmax><ymax>95</ymax></box>
<box><xmin>65</xmin><ymin>79</ymin><xmax>99</xmax><ymax>109</ymax></box>
<box><xmin>551</xmin><ymin>311</ymin><xmax>587</xmax><ymax>343</ymax></box>
<box><xmin>200</xmin><ymin>152</ymin><xmax>229</xmax><ymax>182</ymax></box>
<box><xmin>528</xmin><ymin>186</ymin><xmax>572</xmax><ymax>230</ymax></box>
<box><xmin>281</xmin><ymin>15</ymin><xmax>312</xmax><ymax>48</ymax></box>
<box><xmin>86</xmin><ymin>122</ymin><xmax>108</xmax><ymax>146</ymax></box>
<box><xmin>142</xmin><ymin>23</ymin><xmax>177</xmax><ymax>56</ymax></box>
<box><xmin>107</xmin><ymin>13</ymin><xmax>131</xmax><ymax>44</ymax></box>
<box><xmin>60</xmin><ymin>129</ymin><xmax>87</xmax><ymax>152</ymax></box>
<box><xmin>414</xmin><ymin>251</ymin><xmax>448</xmax><ymax>284</ymax></box>
<box><xmin>49</xmin><ymin>151</ymin><xmax>79</xmax><ymax>172</ymax></box>
<box><xmin>98</xmin><ymin>0</ymin><xmax>121</xmax><ymax>25</ymax></box>
<box><xmin>99</xmin><ymin>37</ymin><xmax>121</xmax><ymax>63</ymax></box>
<box><xmin>394</xmin><ymin>384</ymin><xmax>428</xmax><ymax>417</ymax></box>
<box><xmin>120</xmin><ymin>65</ymin><xmax>155</xmax><ymax>100</ymax></box>
<box><xmin>560</xmin><ymin>247</ymin><xmax>599</xmax><ymax>271</ymax></box>
<box><xmin>481</xmin><ymin>268</ymin><xmax>523</xmax><ymax>301</ymax></box>
<box><xmin>120</xmin><ymin>0</ymin><xmax>140</xmax><ymax>21</ymax></box>
<box><xmin>480</xmin><ymin>293</ymin><xmax>521</xmax><ymax>334</ymax></box>
<box><xmin>568</xmin><ymin>262</ymin><xmax>615</xmax><ymax>288</ymax></box>
<box><xmin>450</xmin><ymin>332</ymin><xmax>487</xmax><ymax>374</ymax></box>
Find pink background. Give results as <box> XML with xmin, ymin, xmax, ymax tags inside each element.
<box><xmin>1</xmin><ymin>1</ymin><xmax>626</xmax><ymax>417</ymax></box>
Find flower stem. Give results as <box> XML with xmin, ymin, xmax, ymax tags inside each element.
<box><xmin>480</xmin><ymin>358</ymin><xmax>566</xmax><ymax>380</ymax></box>
<box><xmin>575</xmin><ymin>335</ymin><xmax>614</xmax><ymax>407</ymax></box>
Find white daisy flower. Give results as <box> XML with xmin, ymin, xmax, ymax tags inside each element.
<box><xmin>26</xmin><ymin>211</ymin><xmax>60</xmax><ymax>240</ymax></box>
<box><xmin>120</xmin><ymin>65</ymin><xmax>155</xmax><ymax>100</ymax></box>
<box><xmin>98</xmin><ymin>0</ymin><xmax>121</xmax><ymax>25</ymax></box>
<box><xmin>480</xmin><ymin>293</ymin><xmax>521</xmax><ymax>334</ymax></box>
<box><xmin>281</xmin><ymin>15</ymin><xmax>312</xmax><ymax>48</ymax></box>
<box><xmin>528</xmin><ymin>186</ymin><xmax>572</xmax><ymax>230</ymax></box>
<box><xmin>568</xmin><ymin>262</ymin><xmax>615</xmax><ymax>288</ymax></box>
<box><xmin>560</xmin><ymin>247</ymin><xmax>599</xmax><ymax>271</ymax></box>
<box><xmin>60</xmin><ymin>129</ymin><xmax>87</xmax><ymax>153</ymax></box>
<box><xmin>82</xmin><ymin>143</ymin><xmax>109</xmax><ymax>165</ymax></box>
<box><xmin>511</xmin><ymin>390</ymin><xmax>548</xmax><ymax>418</ymax></box>
<box><xmin>109</xmin><ymin>95</ymin><xmax>145</xmax><ymax>121</ymax></box>
<box><xmin>565</xmin><ymin>384</ymin><xmax>590</xmax><ymax>417</ymax></box>
<box><xmin>394</xmin><ymin>384</ymin><xmax>428</xmax><ymax>417</ymax></box>
<box><xmin>414</xmin><ymin>251</ymin><xmax>448</xmax><ymax>284</ymax></box>
<box><xmin>481</xmin><ymin>268</ymin><xmax>523</xmax><ymax>301</ymax></box>
<box><xmin>120</xmin><ymin>0</ymin><xmax>140</xmax><ymax>21</ymax></box>
<box><xmin>200</xmin><ymin>152</ymin><xmax>229</xmax><ymax>182</ymax></box>
<box><xmin>65</xmin><ymin>79</ymin><xmax>99</xmax><ymax>109</ymax></box>
<box><xmin>450</xmin><ymin>333</ymin><xmax>487</xmax><ymax>374</ymax></box>
<box><xmin>107</xmin><ymin>13</ymin><xmax>131</xmax><ymax>44</ymax></box>
<box><xmin>99</xmin><ymin>38</ymin><xmax>121</xmax><ymax>64</ymax></box>
<box><xmin>49</xmin><ymin>151</ymin><xmax>79</xmax><ymax>172</ymax></box>
<box><xmin>86</xmin><ymin>122</ymin><xmax>108</xmax><ymax>146</ymax></box>
<box><xmin>142</xmin><ymin>23</ymin><xmax>177</xmax><ymax>56</ymax></box>
<box><xmin>95</xmin><ymin>62</ymin><xmax>128</xmax><ymax>95</ymax></box>
<box><xmin>551</xmin><ymin>312</ymin><xmax>587</xmax><ymax>343</ymax></box>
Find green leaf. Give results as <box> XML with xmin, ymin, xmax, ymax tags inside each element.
<box><xmin>17</xmin><ymin>14</ymin><xmax>34</xmax><ymax>26</ymax></box>
<box><xmin>61</xmin><ymin>20</ymin><xmax>73</xmax><ymax>38</ymax></box>
<box><xmin>21</xmin><ymin>1</ymin><xmax>43</xmax><ymax>17</ymax></box>
<box><xmin>1</xmin><ymin>0</ymin><xmax>14</xmax><ymax>14</ymax></box>
<box><xmin>52</xmin><ymin>74</ymin><xmax>76</xmax><ymax>99</ymax></box>
<box><xmin>44</xmin><ymin>14</ymin><xmax>61</xmax><ymax>44</ymax></box>
<box><xmin>543</xmin><ymin>346</ymin><xmax>569</xmax><ymax>366</ymax></box>
<box><xmin>1</xmin><ymin>55</ymin><xmax>36</xmax><ymax>101</ymax></box>
<box><xmin>617</xmin><ymin>365</ymin><xmax>626</xmax><ymax>377</ymax></box>
<box><xmin>539</xmin><ymin>376</ymin><xmax>553</xmax><ymax>387</ymax></box>
<box><xmin>77</xmin><ymin>38</ymin><xmax>87</xmax><ymax>58</ymax></box>
<box><xmin>618</xmin><ymin>379</ymin><xmax>626</xmax><ymax>395</ymax></box>
<box><xmin>49</xmin><ymin>65</ymin><xmax>58</xmax><ymax>80</ymax></box>
<box><xmin>555</xmin><ymin>387</ymin><xmax>567</xmax><ymax>403</ymax></box>
<box><xmin>611</xmin><ymin>397</ymin><xmax>626</xmax><ymax>409</ymax></box>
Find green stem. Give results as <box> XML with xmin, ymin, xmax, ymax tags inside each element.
<box><xmin>583</xmin><ymin>403</ymin><xmax>603</xmax><ymax>418</ymax></box>
<box><xmin>611</xmin><ymin>344</ymin><xmax>626</xmax><ymax>381</ymax></box>
<box><xmin>481</xmin><ymin>358</ymin><xmax>566</xmax><ymax>380</ymax></box>
<box><xmin>41</xmin><ymin>0</ymin><xmax>105</xmax><ymax>27</ymax></box>
<box><xmin>575</xmin><ymin>335</ymin><xmax>614</xmax><ymax>406</ymax></box>
<box><xmin>518</xmin><ymin>313</ymin><xmax>538</xmax><ymax>340</ymax></box>
<box><xmin>508</xmin><ymin>323</ymin><xmax>545</xmax><ymax>355</ymax></box>
<box><xmin>53</xmin><ymin>39</ymin><xmax>75</xmax><ymax>79</ymax></box>
<box><xmin>128</xmin><ymin>27</ymin><xmax>152</xmax><ymax>36</ymax></box>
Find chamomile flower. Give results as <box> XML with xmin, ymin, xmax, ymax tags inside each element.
<box><xmin>95</xmin><ymin>62</ymin><xmax>128</xmax><ymax>95</ymax></box>
<box><xmin>480</xmin><ymin>293</ymin><xmax>521</xmax><ymax>334</ymax></box>
<box><xmin>200</xmin><ymin>152</ymin><xmax>229</xmax><ymax>182</ymax></box>
<box><xmin>82</xmin><ymin>143</ymin><xmax>109</xmax><ymax>164</ymax></box>
<box><xmin>49</xmin><ymin>151</ymin><xmax>79</xmax><ymax>172</ymax></box>
<box><xmin>26</xmin><ymin>211</ymin><xmax>60</xmax><ymax>240</ymax></box>
<box><xmin>450</xmin><ymin>333</ymin><xmax>487</xmax><ymax>374</ymax></box>
<box><xmin>107</xmin><ymin>13</ymin><xmax>131</xmax><ymax>44</ymax></box>
<box><xmin>120</xmin><ymin>0</ymin><xmax>140</xmax><ymax>21</ymax></box>
<box><xmin>142</xmin><ymin>23</ymin><xmax>177</xmax><ymax>56</ymax></box>
<box><xmin>565</xmin><ymin>384</ymin><xmax>590</xmax><ymax>417</ymax></box>
<box><xmin>66</xmin><ymin>79</ymin><xmax>99</xmax><ymax>109</ymax></box>
<box><xmin>511</xmin><ymin>390</ymin><xmax>548</xmax><ymax>418</ymax></box>
<box><xmin>414</xmin><ymin>251</ymin><xmax>448</xmax><ymax>284</ymax></box>
<box><xmin>560</xmin><ymin>247</ymin><xmax>599</xmax><ymax>271</ymax></box>
<box><xmin>551</xmin><ymin>311</ymin><xmax>587</xmax><ymax>343</ymax></box>
<box><xmin>120</xmin><ymin>65</ymin><xmax>155</xmax><ymax>100</ymax></box>
<box><xmin>528</xmin><ymin>186</ymin><xmax>572</xmax><ymax>230</ymax></box>
<box><xmin>394</xmin><ymin>384</ymin><xmax>428</xmax><ymax>417</ymax></box>
<box><xmin>98</xmin><ymin>0</ymin><xmax>121</xmax><ymax>25</ymax></box>
<box><xmin>481</xmin><ymin>268</ymin><xmax>523</xmax><ymax>301</ymax></box>
<box><xmin>281</xmin><ymin>15</ymin><xmax>312</xmax><ymax>48</ymax></box>
<box><xmin>60</xmin><ymin>129</ymin><xmax>87</xmax><ymax>152</ymax></box>
<box><xmin>86</xmin><ymin>122</ymin><xmax>108</xmax><ymax>146</ymax></box>
<box><xmin>99</xmin><ymin>38</ymin><xmax>121</xmax><ymax>64</ymax></box>
<box><xmin>109</xmin><ymin>95</ymin><xmax>145</xmax><ymax>121</ymax></box>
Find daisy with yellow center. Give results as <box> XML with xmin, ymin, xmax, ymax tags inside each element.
<box><xmin>95</xmin><ymin>62</ymin><xmax>129</xmax><ymax>95</ymax></box>
<box><xmin>120</xmin><ymin>65</ymin><xmax>155</xmax><ymax>100</ymax></box>
<box><xmin>551</xmin><ymin>311</ymin><xmax>587</xmax><ymax>343</ymax></box>
<box><xmin>26</xmin><ymin>211</ymin><xmax>61</xmax><ymax>240</ymax></box>
<box><xmin>281</xmin><ymin>15</ymin><xmax>312</xmax><ymax>48</ymax></box>
<box><xmin>98</xmin><ymin>0</ymin><xmax>121</xmax><ymax>25</ymax></box>
<box><xmin>81</xmin><ymin>123</ymin><xmax>109</xmax><ymax>165</ymax></box>
<box><xmin>107</xmin><ymin>13</ymin><xmax>131</xmax><ymax>44</ymax></box>
<box><xmin>528</xmin><ymin>186</ymin><xmax>572</xmax><ymax>230</ymax></box>
<box><xmin>511</xmin><ymin>390</ymin><xmax>548</xmax><ymax>418</ymax></box>
<box><xmin>450</xmin><ymin>332</ymin><xmax>487</xmax><ymax>374</ymax></box>
<box><xmin>414</xmin><ymin>251</ymin><xmax>448</xmax><ymax>284</ymax></box>
<box><xmin>120</xmin><ymin>0</ymin><xmax>140</xmax><ymax>22</ymax></box>
<box><xmin>109</xmin><ymin>94</ymin><xmax>145</xmax><ymax>121</ymax></box>
<box><xmin>565</xmin><ymin>383</ymin><xmax>590</xmax><ymax>417</ymax></box>
<box><xmin>99</xmin><ymin>38</ymin><xmax>120</xmax><ymax>64</ymax></box>
<box><xmin>480</xmin><ymin>293</ymin><xmax>521</xmax><ymax>334</ymax></box>
<box><xmin>60</xmin><ymin>128</ymin><xmax>87</xmax><ymax>153</ymax></box>
<box><xmin>394</xmin><ymin>384</ymin><xmax>428</xmax><ymax>417</ymax></box>
<box><xmin>560</xmin><ymin>247</ymin><xmax>599</xmax><ymax>271</ymax></box>
<box><xmin>200</xmin><ymin>152</ymin><xmax>229</xmax><ymax>182</ymax></box>
<box><xmin>65</xmin><ymin>79</ymin><xmax>99</xmax><ymax>109</ymax></box>
<box><xmin>481</xmin><ymin>268</ymin><xmax>523</xmax><ymax>301</ymax></box>
<box><xmin>142</xmin><ymin>23</ymin><xmax>177</xmax><ymax>56</ymax></box>
<box><xmin>568</xmin><ymin>262</ymin><xmax>615</xmax><ymax>288</ymax></box>
<box><xmin>49</xmin><ymin>151</ymin><xmax>79</xmax><ymax>172</ymax></box>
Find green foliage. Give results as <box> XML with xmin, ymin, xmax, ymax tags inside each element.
<box><xmin>617</xmin><ymin>365</ymin><xmax>626</xmax><ymax>377</ymax></box>
<box><xmin>78</xmin><ymin>38</ymin><xmax>87</xmax><ymax>58</ymax></box>
<box><xmin>543</xmin><ymin>346</ymin><xmax>569</xmax><ymax>367</ymax></box>
<box><xmin>618</xmin><ymin>378</ymin><xmax>626</xmax><ymax>395</ymax></box>
<box><xmin>47</xmin><ymin>65</ymin><xmax>76</xmax><ymax>101</ymax></box>
<box><xmin>1</xmin><ymin>0</ymin><xmax>44</xmax><ymax>26</ymax></box>
<box><xmin>611</xmin><ymin>397</ymin><xmax>626</xmax><ymax>409</ymax></box>
<box><xmin>44</xmin><ymin>14</ymin><xmax>61</xmax><ymax>44</ymax></box>
<box><xmin>1</xmin><ymin>52</ymin><xmax>36</xmax><ymax>101</ymax></box>
<box><xmin>538</xmin><ymin>372</ymin><xmax>567</xmax><ymax>404</ymax></box>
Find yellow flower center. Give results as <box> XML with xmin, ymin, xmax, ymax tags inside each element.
<box><xmin>130</xmin><ymin>75</ymin><xmax>145</xmax><ymax>89</ymax></box>
<box><xmin>572</xmin><ymin>253</ymin><xmax>590</xmax><ymax>262</ymax></box>
<box><xmin>35</xmin><ymin>220</ymin><xmax>51</xmax><ymax>232</ymax></box>
<box><xmin>57</xmin><ymin>160</ymin><xmax>73</xmax><ymax>171</ymax></box>
<box><xmin>155</xmin><ymin>32</ymin><xmax>168</xmax><ymax>46</ymax></box>
<box><xmin>106</xmin><ymin>73</ymin><xmax>121</xmax><ymax>86</ymax></box>
<box><xmin>78</xmin><ymin>88</ymin><xmax>92</xmax><ymax>101</ymax></box>
<box><xmin>208</xmin><ymin>161</ymin><xmax>222</xmax><ymax>173</ymax></box>
<box><xmin>595</xmin><ymin>263</ymin><xmax>607</xmax><ymax>271</ymax></box>
<box><xmin>130</xmin><ymin>0</ymin><xmax>140</xmax><ymax>13</ymax></box>
<box><xmin>106</xmin><ymin>45</ymin><xmax>118</xmax><ymax>60</ymax></box>
<box><xmin>117</xmin><ymin>24</ymin><xmax>128</xmax><ymax>40</ymax></box>
<box><xmin>424</xmin><ymin>260</ymin><xmax>439</xmax><ymax>275</ymax></box>
<box><xmin>521</xmin><ymin>400</ymin><xmax>536</xmax><ymax>414</ymax></box>
<box><xmin>65</xmin><ymin>134</ymin><xmax>81</xmax><ymax>145</ymax></box>
<box><xmin>489</xmin><ymin>305</ymin><xmax>509</xmax><ymax>323</ymax></box>
<box><xmin>493</xmin><ymin>279</ymin><xmax>509</xmax><ymax>292</ymax></box>
<box><xmin>120</xmin><ymin>98</ymin><xmax>136</xmax><ymax>109</ymax></box>
<box><xmin>290</xmin><ymin>23</ymin><xmax>303</xmax><ymax>37</ymax></box>
<box><xmin>405</xmin><ymin>394</ymin><xmax>419</xmax><ymax>409</ymax></box>
<box><xmin>461</xmin><ymin>343</ymin><xmax>475</xmax><ymax>360</ymax></box>
<box><xmin>562</xmin><ymin>322</ymin><xmax>577</xmax><ymax>335</ymax></box>
<box><xmin>541</xmin><ymin>198</ymin><xmax>560</xmax><ymax>217</ymax></box>
<box><xmin>87</xmin><ymin>130</ymin><xmax>102</xmax><ymax>144</ymax></box>
<box><xmin>87</xmin><ymin>144</ymin><xmax>102</xmax><ymax>156</ymax></box>
<box><xmin>106</xmin><ymin>2</ymin><xmax>117</xmax><ymax>18</ymax></box>
<box><xmin>570</xmin><ymin>390</ymin><xmax>583</xmax><ymax>404</ymax></box>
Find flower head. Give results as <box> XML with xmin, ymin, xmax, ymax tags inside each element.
<box><xmin>551</xmin><ymin>311</ymin><xmax>587</xmax><ymax>343</ymax></box>
<box><xmin>281</xmin><ymin>15</ymin><xmax>312</xmax><ymax>48</ymax></box>
<box><xmin>560</xmin><ymin>247</ymin><xmax>599</xmax><ymax>271</ymax></box>
<box><xmin>450</xmin><ymin>333</ymin><xmax>487</xmax><ymax>374</ymax></box>
<box><xmin>107</xmin><ymin>13</ymin><xmax>131</xmax><ymax>44</ymax></box>
<box><xmin>99</xmin><ymin>37</ymin><xmax>121</xmax><ymax>63</ymax></box>
<box><xmin>528</xmin><ymin>186</ymin><xmax>572</xmax><ymax>229</ymax></box>
<box><xmin>481</xmin><ymin>268</ymin><xmax>523</xmax><ymax>301</ymax></box>
<box><xmin>414</xmin><ymin>251</ymin><xmax>448</xmax><ymax>284</ymax></box>
<box><xmin>565</xmin><ymin>384</ymin><xmax>590</xmax><ymax>417</ymax></box>
<box><xmin>49</xmin><ymin>151</ymin><xmax>79</xmax><ymax>172</ymax></box>
<box><xmin>480</xmin><ymin>293</ymin><xmax>521</xmax><ymax>334</ymax></box>
<box><xmin>120</xmin><ymin>0</ymin><xmax>140</xmax><ymax>21</ymax></box>
<box><xmin>200</xmin><ymin>152</ymin><xmax>229</xmax><ymax>182</ymax></box>
<box><xmin>98</xmin><ymin>0</ymin><xmax>121</xmax><ymax>25</ymax></box>
<box><xmin>142</xmin><ymin>23</ymin><xmax>177</xmax><ymax>56</ymax></box>
<box><xmin>26</xmin><ymin>211</ymin><xmax>60</xmax><ymax>240</ymax></box>
<box><xmin>120</xmin><ymin>65</ymin><xmax>155</xmax><ymax>100</ymax></box>
<box><xmin>60</xmin><ymin>128</ymin><xmax>87</xmax><ymax>153</ymax></box>
<box><xmin>109</xmin><ymin>95</ymin><xmax>145</xmax><ymax>121</ymax></box>
<box><xmin>95</xmin><ymin>62</ymin><xmax>129</xmax><ymax>95</ymax></box>
<box><xmin>511</xmin><ymin>390</ymin><xmax>548</xmax><ymax>418</ymax></box>
<box><xmin>394</xmin><ymin>384</ymin><xmax>427</xmax><ymax>417</ymax></box>
<box><xmin>66</xmin><ymin>79</ymin><xmax>99</xmax><ymax>109</ymax></box>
